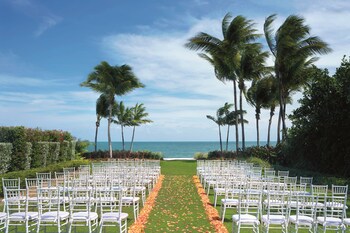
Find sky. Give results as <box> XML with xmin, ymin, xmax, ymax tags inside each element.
<box><xmin>0</xmin><ymin>0</ymin><xmax>349</xmax><ymax>142</ymax></box>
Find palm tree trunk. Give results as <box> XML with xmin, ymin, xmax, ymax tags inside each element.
<box><xmin>226</xmin><ymin>125</ymin><xmax>230</xmax><ymax>151</ymax></box>
<box><xmin>277</xmin><ymin>109</ymin><xmax>281</xmax><ymax>144</ymax></box>
<box><xmin>108</xmin><ymin>104</ymin><xmax>113</xmax><ymax>158</ymax></box>
<box><xmin>219</xmin><ymin>125</ymin><xmax>223</xmax><ymax>157</ymax></box>
<box><xmin>233</xmin><ymin>80</ymin><xmax>239</xmax><ymax>152</ymax></box>
<box><xmin>256</xmin><ymin>108</ymin><xmax>260</xmax><ymax>147</ymax></box>
<box><xmin>267</xmin><ymin>106</ymin><xmax>275</xmax><ymax>147</ymax></box>
<box><xmin>130</xmin><ymin>126</ymin><xmax>136</xmax><ymax>152</ymax></box>
<box><xmin>239</xmin><ymin>88</ymin><xmax>245</xmax><ymax>151</ymax></box>
<box><xmin>282</xmin><ymin>100</ymin><xmax>287</xmax><ymax>140</ymax></box>
<box><xmin>121</xmin><ymin>125</ymin><xmax>125</xmax><ymax>151</ymax></box>
<box><xmin>94</xmin><ymin>118</ymin><xmax>100</xmax><ymax>152</ymax></box>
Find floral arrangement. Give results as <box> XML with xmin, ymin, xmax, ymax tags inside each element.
<box><xmin>193</xmin><ymin>176</ymin><xmax>229</xmax><ymax>233</ymax></box>
<box><xmin>129</xmin><ymin>175</ymin><xmax>165</xmax><ymax>233</ymax></box>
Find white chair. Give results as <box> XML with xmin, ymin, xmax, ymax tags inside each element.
<box><xmin>4</xmin><ymin>188</ymin><xmax>38</xmax><ymax>233</ymax></box>
<box><xmin>36</xmin><ymin>173</ymin><xmax>52</xmax><ymax>188</ymax></box>
<box><xmin>299</xmin><ymin>177</ymin><xmax>313</xmax><ymax>189</ymax></box>
<box><xmin>288</xmin><ymin>194</ymin><xmax>317</xmax><ymax>233</ymax></box>
<box><xmin>25</xmin><ymin>178</ymin><xmax>39</xmax><ymax>209</ymax></box>
<box><xmin>261</xmin><ymin>192</ymin><xmax>289</xmax><ymax>233</ymax></box>
<box><xmin>37</xmin><ymin>187</ymin><xmax>69</xmax><ymax>233</ymax></box>
<box><xmin>232</xmin><ymin>190</ymin><xmax>262</xmax><ymax>233</ymax></box>
<box><xmin>98</xmin><ymin>189</ymin><xmax>128</xmax><ymax>233</ymax></box>
<box><xmin>311</xmin><ymin>184</ymin><xmax>328</xmax><ymax>210</ymax></box>
<box><xmin>316</xmin><ymin>194</ymin><xmax>347</xmax><ymax>232</ymax></box>
<box><xmin>221</xmin><ymin>181</ymin><xmax>241</xmax><ymax>222</ymax></box>
<box><xmin>121</xmin><ymin>179</ymin><xmax>140</xmax><ymax>220</ymax></box>
<box><xmin>0</xmin><ymin>211</ymin><xmax>6</xmax><ymax>231</ymax></box>
<box><xmin>68</xmin><ymin>188</ymin><xmax>98</xmax><ymax>233</ymax></box>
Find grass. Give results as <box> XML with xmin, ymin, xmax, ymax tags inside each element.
<box><xmin>145</xmin><ymin>160</ymin><xmax>215</xmax><ymax>232</ymax></box>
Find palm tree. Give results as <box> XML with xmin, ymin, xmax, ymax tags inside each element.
<box><xmin>218</xmin><ymin>102</ymin><xmax>234</xmax><ymax>151</ymax></box>
<box><xmin>236</xmin><ymin>43</ymin><xmax>270</xmax><ymax>150</ymax></box>
<box><xmin>113</xmin><ymin>101</ymin><xmax>132</xmax><ymax>151</ymax></box>
<box><xmin>186</xmin><ymin>13</ymin><xmax>260</xmax><ymax>152</ymax></box>
<box><xmin>81</xmin><ymin>61</ymin><xmax>144</xmax><ymax>158</ymax></box>
<box><xmin>94</xmin><ymin>94</ymin><xmax>109</xmax><ymax>152</ymax></box>
<box><xmin>264</xmin><ymin>14</ymin><xmax>331</xmax><ymax>141</ymax></box>
<box><xmin>129</xmin><ymin>103</ymin><xmax>152</xmax><ymax>152</ymax></box>
<box><xmin>207</xmin><ymin>111</ymin><xmax>225</xmax><ymax>153</ymax></box>
<box><xmin>246</xmin><ymin>77</ymin><xmax>273</xmax><ymax>146</ymax></box>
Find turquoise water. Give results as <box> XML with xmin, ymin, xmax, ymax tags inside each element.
<box><xmin>88</xmin><ymin>141</ymin><xmax>276</xmax><ymax>158</ymax></box>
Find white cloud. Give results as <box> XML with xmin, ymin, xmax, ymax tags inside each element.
<box><xmin>34</xmin><ymin>15</ymin><xmax>62</xmax><ymax>37</ymax></box>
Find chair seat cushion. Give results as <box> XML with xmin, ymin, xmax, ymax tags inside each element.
<box><xmin>344</xmin><ymin>218</ymin><xmax>350</xmax><ymax>225</ymax></box>
<box><xmin>40</xmin><ymin>211</ymin><xmax>69</xmax><ymax>221</ymax></box>
<box><xmin>221</xmin><ymin>199</ymin><xmax>238</xmax><ymax>205</ymax></box>
<box><xmin>9</xmin><ymin>212</ymin><xmax>38</xmax><ymax>221</ymax></box>
<box><xmin>122</xmin><ymin>197</ymin><xmax>140</xmax><ymax>203</ymax></box>
<box><xmin>0</xmin><ymin>212</ymin><xmax>6</xmax><ymax>219</ymax></box>
<box><xmin>232</xmin><ymin>214</ymin><xmax>259</xmax><ymax>224</ymax></box>
<box><xmin>101</xmin><ymin>212</ymin><xmax>128</xmax><ymax>222</ymax></box>
<box><xmin>261</xmin><ymin>214</ymin><xmax>286</xmax><ymax>224</ymax></box>
<box><xmin>71</xmin><ymin>212</ymin><xmax>98</xmax><ymax>221</ymax></box>
<box><xmin>316</xmin><ymin>216</ymin><xmax>342</xmax><ymax>226</ymax></box>
<box><xmin>289</xmin><ymin>215</ymin><xmax>314</xmax><ymax>225</ymax></box>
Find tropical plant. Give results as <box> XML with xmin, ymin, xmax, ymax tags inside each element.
<box><xmin>218</xmin><ymin>102</ymin><xmax>233</xmax><ymax>151</ymax></box>
<box><xmin>186</xmin><ymin>13</ymin><xmax>260</xmax><ymax>152</ymax></box>
<box><xmin>80</xmin><ymin>61</ymin><xmax>144</xmax><ymax>158</ymax></box>
<box><xmin>206</xmin><ymin>111</ymin><xmax>225</xmax><ymax>153</ymax></box>
<box><xmin>129</xmin><ymin>103</ymin><xmax>152</xmax><ymax>152</ymax></box>
<box><xmin>112</xmin><ymin>101</ymin><xmax>132</xmax><ymax>151</ymax></box>
<box><xmin>236</xmin><ymin>43</ymin><xmax>269</xmax><ymax>150</ymax></box>
<box><xmin>264</xmin><ymin>14</ymin><xmax>331</xmax><ymax>141</ymax></box>
<box><xmin>246</xmin><ymin>77</ymin><xmax>273</xmax><ymax>146</ymax></box>
<box><xmin>94</xmin><ymin>94</ymin><xmax>109</xmax><ymax>152</ymax></box>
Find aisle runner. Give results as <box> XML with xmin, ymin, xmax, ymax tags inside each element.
<box><xmin>144</xmin><ymin>175</ymin><xmax>215</xmax><ymax>232</ymax></box>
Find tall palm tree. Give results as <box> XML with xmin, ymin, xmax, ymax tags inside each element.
<box><xmin>113</xmin><ymin>101</ymin><xmax>132</xmax><ymax>151</ymax></box>
<box><xmin>246</xmin><ymin>77</ymin><xmax>273</xmax><ymax>146</ymax></box>
<box><xmin>129</xmin><ymin>103</ymin><xmax>152</xmax><ymax>152</ymax></box>
<box><xmin>264</xmin><ymin>14</ymin><xmax>331</xmax><ymax>141</ymax></box>
<box><xmin>81</xmin><ymin>61</ymin><xmax>144</xmax><ymax>158</ymax></box>
<box><xmin>186</xmin><ymin>13</ymin><xmax>260</xmax><ymax>152</ymax></box>
<box><xmin>94</xmin><ymin>94</ymin><xmax>109</xmax><ymax>152</ymax></box>
<box><xmin>236</xmin><ymin>43</ymin><xmax>270</xmax><ymax>150</ymax></box>
<box><xmin>218</xmin><ymin>102</ymin><xmax>233</xmax><ymax>151</ymax></box>
<box><xmin>207</xmin><ymin>111</ymin><xmax>225</xmax><ymax>153</ymax></box>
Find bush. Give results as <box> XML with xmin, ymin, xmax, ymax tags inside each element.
<box><xmin>24</xmin><ymin>142</ymin><xmax>32</xmax><ymax>170</ymax></box>
<box><xmin>194</xmin><ymin>152</ymin><xmax>208</xmax><ymax>160</ymax></box>
<box><xmin>75</xmin><ymin>140</ymin><xmax>90</xmax><ymax>156</ymax></box>
<box><xmin>81</xmin><ymin>150</ymin><xmax>163</xmax><ymax>160</ymax></box>
<box><xmin>60</xmin><ymin>141</ymin><xmax>70</xmax><ymax>162</ymax></box>
<box><xmin>0</xmin><ymin>143</ymin><xmax>12</xmax><ymax>174</ymax></box>
<box><xmin>48</xmin><ymin>142</ymin><xmax>60</xmax><ymax>164</ymax></box>
<box><xmin>246</xmin><ymin>157</ymin><xmax>272</xmax><ymax>168</ymax></box>
<box><xmin>31</xmin><ymin>142</ymin><xmax>49</xmax><ymax>168</ymax></box>
<box><xmin>207</xmin><ymin>150</ymin><xmax>237</xmax><ymax>159</ymax></box>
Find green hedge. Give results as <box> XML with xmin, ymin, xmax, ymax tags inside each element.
<box><xmin>48</xmin><ymin>142</ymin><xmax>60</xmax><ymax>164</ymax></box>
<box><xmin>0</xmin><ymin>159</ymin><xmax>90</xmax><ymax>197</ymax></box>
<box><xmin>0</xmin><ymin>143</ymin><xmax>12</xmax><ymax>174</ymax></box>
<box><xmin>24</xmin><ymin>142</ymin><xmax>32</xmax><ymax>170</ymax></box>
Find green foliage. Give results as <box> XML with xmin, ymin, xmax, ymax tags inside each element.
<box><xmin>0</xmin><ymin>159</ymin><xmax>90</xmax><ymax>197</ymax></box>
<box><xmin>48</xmin><ymin>142</ymin><xmax>60</xmax><ymax>164</ymax></box>
<box><xmin>0</xmin><ymin>143</ymin><xmax>12</xmax><ymax>174</ymax></box>
<box><xmin>31</xmin><ymin>142</ymin><xmax>49</xmax><ymax>168</ymax></box>
<box><xmin>24</xmin><ymin>142</ymin><xmax>32</xmax><ymax>170</ymax></box>
<box><xmin>75</xmin><ymin>140</ymin><xmax>90</xmax><ymax>155</ymax></box>
<box><xmin>60</xmin><ymin>141</ymin><xmax>70</xmax><ymax>162</ymax></box>
<box><xmin>246</xmin><ymin>156</ymin><xmax>271</xmax><ymax>168</ymax></box>
<box><xmin>81</xmin><ymin>150</ymin><xmax>163</xmax><ymax>160</ymax></box>
<box><xmin>207</xmin><ymin>150</ymin><xmax>236</xmax><ymax>159</ymax></box>
<box><xmin>193</xmin><ymin>152</ymin><xmax>208</xmax><ymax>160</ymax></box>
<box><xmin>285</xmin><ymin>60</ymin><xmax>350</xmax><ymax>177</ymax></box>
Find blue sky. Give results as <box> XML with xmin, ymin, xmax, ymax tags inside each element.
<box><xmin>1</xmin><ymin>0</ymin><xmax>349</xmax><ymax>142</ymax></box>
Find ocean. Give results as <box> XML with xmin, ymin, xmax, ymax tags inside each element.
<box><xmin>87</xmin><ymin>141</ymin><xmax>276</xmax><ymax>158</ymax></box>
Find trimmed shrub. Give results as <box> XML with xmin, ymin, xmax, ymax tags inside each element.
<box><xmin>24</xmin><ymin>142</ymin><xmax>32</xmax><ymax>170</ymax></box>
<box><xmin>69</xmin><ymin>141</ymin><xmax>76</xmax><ymax>160</ymax></box>
<box><xmin>246</xmin><ymin>157</ymin><xmax>272</xmax><ymax>168</ymax></box>
<box><xmin>48</xmin><ymin>142</ymin><xmax>60</xmax><ymax>164</ymax></box>
<box><xmin>60</xmin><ymin>141</ymin><xmax>70</xmax><ymax>162</ymax></box>
<box><xmin>32</xmin><ymin>142</ymin><xmax>49</xmax><ymax>168</ymax></box>
<box><xmin>194</xmin><ymin>152</ymin><xmax>208</xmax><ymax>160</ymax></box>
<box><xmin>0</xmin><ymin>143</ymin><xmax>13</xmax><ymax>174</ymax></box>
<box><xmin>207</xmin><ymin>150</ymin><xmax>237</xmax><ymax>159</ymax></box>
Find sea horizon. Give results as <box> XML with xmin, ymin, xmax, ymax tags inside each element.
<box><xmin>87</xmin><ymin>141</ymin><xmax>276</xmax><ymax>158</ymax></box>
